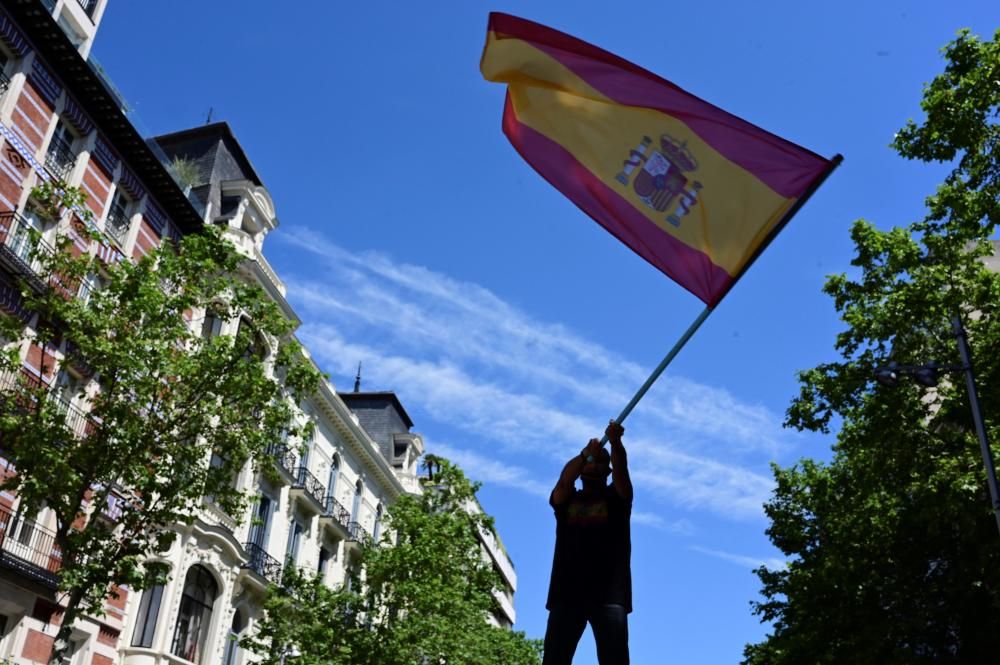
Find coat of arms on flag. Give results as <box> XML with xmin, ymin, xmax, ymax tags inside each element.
<box><xmin>616</xmin><ymin>134</ymin><xmax>703</xmax><ymax>228</ymax></box>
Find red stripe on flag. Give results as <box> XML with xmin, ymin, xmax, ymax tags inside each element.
<box><xmin>488</xmin><ymin>13</ymin><xmax>830</xmax><ymax>199</ymax></box>
<box><xmin>502</xmin><ymin>93</ymin><xmax>734</xmax><ymax>305</ymax></box>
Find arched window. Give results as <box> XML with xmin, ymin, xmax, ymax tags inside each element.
<box><xmin>222</xmin><ymin>609</ymin><xmax>245</xmax><ymax>665</ymax></box>
<box><xmin>327</xmin><ymin>455</ymin><xmax>339</xmax><ymax>501</ymax></box>
<box><xmin>373</xmin><ymin>504</ymin><xmax>383</xmax><ymax>542</ymax></box>
<box><xmin>300</xmin><ymin>428</ymin><xmax>312</xmax><ymax>469</ymax></box>
<box><xmin>351</xmin><ymin>480</ymin><xmax>363</xmax><ymax>523</ymax></box>
<box><xmin>171</xmin><ymin>565</ymin><xmax>218</xmax><ymax>663</ymax></box>
<box><xmin>236</xmin><ymin>317</ymin><xmax>266</xmax><ymax>361</ymax></box>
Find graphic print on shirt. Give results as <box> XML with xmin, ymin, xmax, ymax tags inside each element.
<box><xmin>566</xmin><ymin>498</ymin><xmax>609</xmax><ymax>527</ymax></box>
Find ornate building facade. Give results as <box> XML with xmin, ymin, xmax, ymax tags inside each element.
<box><xmin>0</xmin><ymin>2</ymin><xmax>515</xmax><ymax>664</ymax></box>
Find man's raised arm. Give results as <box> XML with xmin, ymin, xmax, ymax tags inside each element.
<box><xmin>607</xmin><ymin>420</ymin><xmax>632</xmax><ymax>501</ymax></box>
<box><xmin>551</xmin><ymin>438</ymin><xmax>599</xmax><ymax>507</ymax></box>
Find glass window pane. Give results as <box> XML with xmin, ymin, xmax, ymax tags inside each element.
<box><xmin>131</xmin><ymin>584</ymin><xmax>164</xmax><ymax>647</ymax></box>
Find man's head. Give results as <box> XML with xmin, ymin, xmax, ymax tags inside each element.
<box><xmin>580</xmin><ymin>438</ymin><xmax>612</xmax><ymax>484</ymax></box>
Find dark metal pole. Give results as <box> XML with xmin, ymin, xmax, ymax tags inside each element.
<box><xmin>952</xmin><ymin>315</ymin><xmax>1000</xmax><ymax>536</ymax></box>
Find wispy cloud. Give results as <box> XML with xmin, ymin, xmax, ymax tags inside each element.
<box><xmin>276</xmin><ymin>227</ymin><xmax>786</xmax><ymax>521</ymax></box>
<box><xmin>691</xmin><ymin>545</ymin><xmax>786</xmax><ymax>571</ymax></box>
<box><xmin>427</xmin><ymin>440</ymin><xmax>551</xmax><ymax>499</ymax></box>
<box><xmin>632</xmin><ymin>512</ymin><xmax>695</xmax><ymax>535</ymax></box>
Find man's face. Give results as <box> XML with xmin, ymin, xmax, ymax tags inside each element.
<box><xmin>581</xmin><ymin>447</ymin><xmax>612</xmax><ymax>482</ymax></box>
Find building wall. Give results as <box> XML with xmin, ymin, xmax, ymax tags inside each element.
<box><xmin>0</xmin><ymin>5</ymin><xmax>516</xmax><ymax>664</ymax></box>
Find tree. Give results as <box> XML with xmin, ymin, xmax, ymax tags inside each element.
<box><xmin>743</xmin><ymin>29</ymin><xmax>1000</xmax><ymax>664</ymax></box>
<box><xmin>245</xmin><ymin>456</ymin><xmax>542</xmax><ymax>665</ymax></box>
<box><xmin>0</xmin><ymin>183</ymin><xmax>323</xmax><ymax>665</ymax></box>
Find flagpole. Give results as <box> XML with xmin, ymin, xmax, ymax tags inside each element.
<box><xmin>601</xmin><ymin>154</ymin><xmax>844</xmax><ymax>443</ymax></box>
<box><xmin>600</xmin><ymin>305</ymin><xmax>713</xmax><ymax>444</ymax></box>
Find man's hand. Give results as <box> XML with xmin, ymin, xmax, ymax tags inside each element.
<box><xmin>606</xmin><ymin>420</ymin><xmax>632</xmax><ymax>501</ymax></box>
<box><xmin>606</xmin><ymin>420</ymin><xmax>624</xmax><ymax>445</ymax></box>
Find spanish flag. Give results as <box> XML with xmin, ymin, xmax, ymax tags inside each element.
<box><xmin>481</xmin><ymin>13</ymin><xmax>838</xmax><ymax>307</ymax></box>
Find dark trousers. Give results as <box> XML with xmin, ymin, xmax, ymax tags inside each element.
<box><xmin>542</xmin><ymin>604</ymin><xmax>629</xmax><ymax>665</ymax></box>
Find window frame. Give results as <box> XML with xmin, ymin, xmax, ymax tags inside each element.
<box><xmin>170</xmin><ymin>565</ymin><xmax>219</xmax><ymax>664</ymax></box>
<box><xmin>130</xmin><ymin>583</ymin><xmax>164</xmax><ymax>648</ymax></box>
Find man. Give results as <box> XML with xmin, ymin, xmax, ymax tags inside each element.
<box><xmin>544</xmin><ymin>420</ymin><xmax>632</xmax><ymax>665</ymax></box>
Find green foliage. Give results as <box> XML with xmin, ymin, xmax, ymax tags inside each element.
<box><xmin>246</xmin><ymin>457</ymin><xmax>542</xmax><ymax>665</ymax></box>
<box><xmin>744</xmin><ymin>29</ymin><xmax>1000</xmax><ymax>664</ymax></box>
<box><xmin>0</xmin><ymin>182</ymin><xmax>323</xmax><ymax>663</ymax></box>
<box><xmin>168</xmin><ymin>156</ymin><xmax>201</xmax><ymax>190</ymax></box>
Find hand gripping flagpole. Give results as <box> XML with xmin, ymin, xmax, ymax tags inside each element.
<box><xmin>600</xmin><ymin>154</ymin><xmax>843</xmax><ymax>444</ymax></box>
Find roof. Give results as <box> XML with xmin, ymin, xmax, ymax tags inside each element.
<box><xmin>338</xmin><ymin>391</ymin><xmax>415</xmax><ymax>430</ymax></box>
<box><xmin>153</xmin><ymin>122</ymin><xmax>264</xmax><ymax>187</ymax></box>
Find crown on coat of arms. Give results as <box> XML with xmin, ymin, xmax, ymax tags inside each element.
<box><xmin>659</xmin><ymin>134</ymin><xmax>697</xmax><ymax>172</ymax></box>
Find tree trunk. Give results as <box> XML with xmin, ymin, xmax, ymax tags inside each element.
<box><xmin>48</xmin><ymin>587</ymin><xmax>86</xmax><ymax>665</ymax></box>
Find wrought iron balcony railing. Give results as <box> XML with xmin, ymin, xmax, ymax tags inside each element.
<box><xmin>265</xmin><ymin>443</ymin><xmax>297</xmax><ymax>481</ymax></box>
<box><xmin>0</xmin><ymin>70</ymin><xmax>10</xmax><ymax>98</ymax></box>
<box><xmin>76</xmin><ymin>0</ymin><xmax>97</xmax><ymax>18</ymax></box>
<box><xmin>105</xmin><ymin>206</ymin><xmax>130</xmax><ymax>246</ymax></box>
<box><xmin>53</xmin><ymin>393</ymin><xmax>96</xmax><ymax>439</ymax></box>
<box><xmin>0</xmin><ymin>211</ymin><xmax>55</xmax><ymax>281</ymax></box>
<box><xmin>0</xmin><ymin>504</ymin><xmax>61</xmax><ymax>588</ymax></box>
<box><xmin>242</xmin><ymin>541</ymin><xmax>282</xmax><ymax>585</ymax></box>
<box><xmin>293</xmin><ymin>466</ymin><xmax>326</xmax><ymax>507</ymax></box>
<box><xmin>347</xmin><ymin>521</ymin><xmax>369</xmax><ymax>543</ymax></box>
<box><xmin>45</xmin><ymin>135</ymin><xmax>77</xmax><ymax>181</ymax></box>
<box><xmin>323</xmin><ymin>495</ymin><xmax>352</xmax><ymax>530</ymax></box>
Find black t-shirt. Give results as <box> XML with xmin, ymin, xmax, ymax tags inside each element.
<box><xmin>546</xmin><ymin>485</ymin><xmax>632</xmax><ymax>612</ymax></box>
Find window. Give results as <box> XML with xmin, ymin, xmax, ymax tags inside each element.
<box><xmin>171</xmin><ymin>565</ymin><xmax>218</xmax><ymax>664</ymax></box>
<box><xmin>236</xmin><ymin>317</ymin><xmax>266</xmax><ymax>360</ymax></box>
<box><xmin>201</xmin><ymin>310</ymin><xmax>223</xmax><ymax>339</ymax></box>
<box><xmin>222</xmin><ymin>610</ymin><xmax>244</xmax><ymax>665</ymax></box>
<box><xmin>105</xmin><ymin>189</ymin><xmax>131</xmax><ymax>246</ymax></box>
<box><xmin>8</xmin><ymin>205</ymin><xmax>50</xmax><ymax>265</ymax></box>
<box><xmin>53</xmin><ymin>367</ymin><xmax>84</xmax><ymax>412</ymax></box>
<box><xmin>285</xmin><ymin>520</ymin><xmax>303</xmax><ymax>566</ymax></box>
<box><xmin>373</xmin><ymin>504</ymin><xmax>383</xmax><ymax>542</ymax></box>
<box><xmin>45</xmin><ymin>120</ymin><xmax>77</xmax><ymax>180</ymax></box>
<box><xmin>68</xmin><ymin>636</ymin><xmax>88</xmax><ymax>665</ymax></box>
<box><xmin>351</xmin><ymin>480</ymin><xmax>363</xmax><ymax>523</ymax></box>
<box><xmin>247</xmin><ymin>495</ymin><xmax>271</xmax><ymax>548</ymax></box>
<box><xmin>77</xmin><ymin>271</ymin><xmax>101</xmax><ymax>304</ymax></box>
<box><xmin>327</xmin><ymin>455</ymin><xmax>339</xmax><ymax>502</ymax></box>
<box><xmin>318</xmin><ymin>546</ymin><xmax>332</xmax><ymax>576</ymax></box>
<box><xmin>299</xmin><ymin>430</ymin><xmax>311</xmax><ymax>470</ymax></box>
<box><xmin>206</xmin><ymin>451</ymin><xmax>238</xmax><ymax>504</ymax></box>
<box><xmin>131</xmin><ymin>584</ymin><xmax>164</xmax><ymax>648</ymax></box>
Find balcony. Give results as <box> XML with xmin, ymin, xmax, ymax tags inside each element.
<box><xmin>347</xmin><ymin>521</ymin><xmax>369</xmax><ymax>544</ymax></box>
<box><xmin>0</xmin><ymin>211</ymin><xmax>55</xmax><ymax>287</ymax></box>
<box><xmin>76</xmin><ymin>0</ymin><xmax>98</xmax><ymax>19</ymax></box>
<box><xmin>104</xmin><ymin>206</ymin><xmax>130</xmax><ymax>247</ymax></box>
<box><xmin>320</xmin><ymin>494</ymin><xmax>351</xmax><ymax>534</ymax></box>
<box><xmin>0</xmin><ymin>70</ymin><xmax>10</xmax><ymax>98</ymax></box>
<box><xmin>265</xmin><ymin>443</ymin><xmax>297</xmax><ymax>483</ymax></box>
<box><xmin>0</xmin><ymin>505</ymin><xmax>61</xmax><ymax>589</ymax></box>
<box><xmin>242</xmin><ymin>541</ymin><xmax>282</xmax><ymax>586</ymax></box>
<box><xmin>53</xmin><ymin>393</ymin><xmax>97</xmax><ymax>439</ymax></box>
<box><xmin>0</xmin><ymin>272</ymin><xmax>27</xmax><ymax>322</ymax></box>
<box><xmin>290</xmin><ymin>466</ymin><xmax>325</xmax><ymax>513</ymax></box>
<box><xmin>44</xmin><ymin>135</ymin><xmax>77</xmax><ymax>180</ymax></box>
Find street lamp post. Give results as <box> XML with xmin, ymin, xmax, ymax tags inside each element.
<box><xmin>874</xmin><ymin>315</ymin><xmax>1000</xmax><ymax>536</ymax></box>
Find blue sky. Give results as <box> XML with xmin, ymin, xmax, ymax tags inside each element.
<box><xmin>96</xmin><ymin>1</ymin><xmax>996</xmax><ymax>662</ymax></box>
